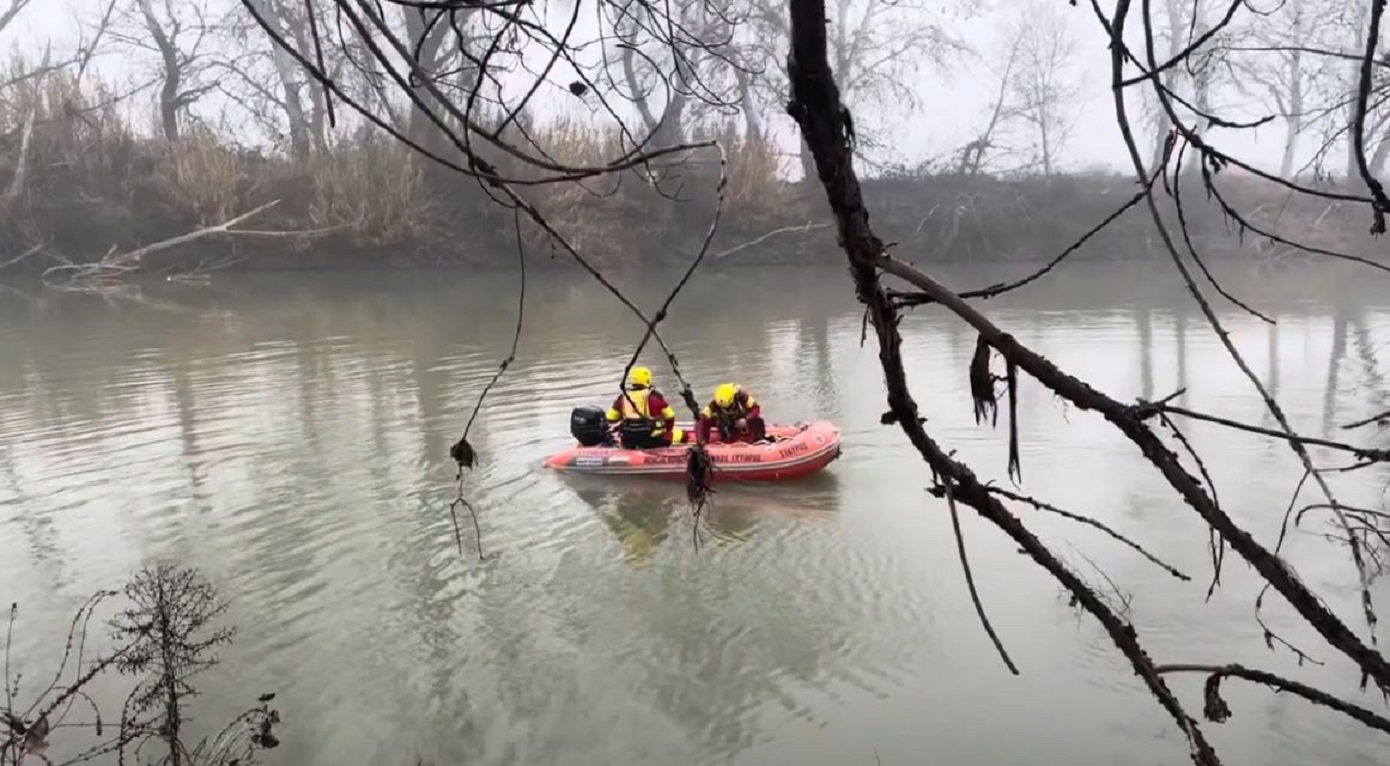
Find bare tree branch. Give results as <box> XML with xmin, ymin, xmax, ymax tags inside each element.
<box><xmin>1157</xmin><ymin>663</ymin><xmax>1390</xmax><ymax>734</ymax></box>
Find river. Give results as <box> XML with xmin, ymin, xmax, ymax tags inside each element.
<box><xmin>2</xmin><ymin>262</ymin><xmax>1390</xmax><ymax>766</ymax></box>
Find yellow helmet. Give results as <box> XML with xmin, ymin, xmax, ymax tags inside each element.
<box><xmin>628</xmin><ymin>366</ymin><xmax>652</xmax><ymax>389</ymax></box>
<box><xmin>714</xmin><ymin>383</ymin><xmax>738</xmax><ymax>407</ymax></box>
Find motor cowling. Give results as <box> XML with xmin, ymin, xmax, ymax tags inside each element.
<box><xmin>570</xmin><ymin>406</ymin><xmax>610</xmax><ymax>447</ymax></box>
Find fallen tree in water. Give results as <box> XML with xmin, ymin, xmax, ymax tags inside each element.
<box><xmin>12</xmin><ymin>200</ymin><xmax>342</xmax><ymax>290</ymax></box>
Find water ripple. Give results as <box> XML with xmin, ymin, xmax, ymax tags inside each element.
<box><xmin>1</xmin><ymin>267</ymin><xmax>1389</xmax><ymax>766</ymax></box>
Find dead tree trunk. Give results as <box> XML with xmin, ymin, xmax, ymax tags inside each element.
<box><xmin>137</xmin><ymin>0</ymin><xmax>182</xmax><ymax>141</ymax></box>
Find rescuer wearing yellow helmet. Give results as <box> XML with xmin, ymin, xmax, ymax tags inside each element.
<box><xmin>698</xmin><ymin>383</ymin><xmax>765</xmax><ymax>443</ymax></box>
<box><xmin>605</xmin><ymin>365</ymin><xmax>685</xmax><ymax>448</ymax></box>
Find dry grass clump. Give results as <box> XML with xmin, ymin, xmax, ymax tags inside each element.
<box><xmin>305</xmin><ymin>136</ymin><xmax>436</xmax><ymax>246</ymax></box>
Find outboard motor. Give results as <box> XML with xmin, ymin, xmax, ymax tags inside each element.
<box><xmin>570</xmin><ymin>406</ymin><xmax>611</xmax><ymax>447</ymax></box>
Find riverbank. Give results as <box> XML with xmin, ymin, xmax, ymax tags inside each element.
<box><xmin>0</xmin><ymin>76</ymin><xmax>1380</xmax><ymax>276</ymax></box>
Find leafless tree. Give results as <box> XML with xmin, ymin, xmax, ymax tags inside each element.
<box><xmin>955</xmin><ymin>37</ymin><xmax>1021</xmax><ymax>176</ymax></box>
<box><xmin>111</xmin><ymin>0</ymin><xmax>221</xmax><ymax>141</ymax></box>
<box><xmin>2</xmin><ymin>564</ymin><xmax>281</xmax><ymax>766</ymax></box>
<box><xmin>1141</xmin><ymin>0</ymin><xmax>1231</xmax><ymax>170</ymax></box>
<box><xmin>208</xmin><ymin>0</ymin><xmax>409</xmax><ymax>156</ymax></box>
<box><xmin>1002</xmin><ymin>0</ymin><xmax>1081</xmax><ymax>176</ymax></box>
<box><xmin>242</xmin><ymin>0</ymin><xmax>334</xmax><ymax>157</ymax></box>
<box><xmin>611</xmin><ymin>0</ymin><xmax>748</xmax><ymax>151</ymax></box>
<box><xmin>1249</xmin><ymin>0</ymin><xmax>1390</xmax><ymax>182</ymax></box>
<box><xmin>1222</xmin><ymin>0</ymin><xmax>1337</xmax><ymax>177</ymax></box>
<box><xmin>741</xmin><ymin>0</ymin><xmax>972</xmax><ymax>177</ymax></box>
<box><xmin>1333</xmin><ymin>0</ymin><xmax>1376</xmax><ymax>181</ymax></box>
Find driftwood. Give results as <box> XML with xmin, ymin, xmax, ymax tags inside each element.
<box><xmin>36</xmin><ymin>200</ymin><xmax>341</xmax><ymax>287</ymax></box>
<box><xmin>712</xmin><ymin>221</ymin><xmax>830</xmax><ymax>259</ymax></box>
<box><xmin>0</xmin><ymin>244</ymin><xmax>42</xmax><ymax>271</ymax></box>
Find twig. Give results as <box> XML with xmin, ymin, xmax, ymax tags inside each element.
<box><xmin>943</xmin><ymin>479</ymin><xmax>1020</xmax><ymax>675</ymax></box>
<box><xmin>1200</xmin><ymin>174</ymin><xmax>1390</xmax><ymax>277</ymax></box>
<box><xmin>614</xmin><ymin>145</ymin><xmax>728</xmax><ymax>523</ymax></box>
<box><xmin>1156</xmin><ymin>404</ymin><xmax>1390</xmax><ymax>462</ymax></box>
<box><xmin>1158</xmin><ymin>412</ymin><xmax>1224</xmax><ymax>597</ymax></box>
<box><xmin>1297</xmin><ymin>504</ymin><xmax>1390</xmax><ymax>528</ymax></box>
<box><xmin>1251</xmin><ymin>469</ymin><xmax>1326</xmax><ymax>667</ymax></box>
<box><xmin>0</xmin><ymin>244</ymin><xmax>40</xmax><ymax>272</ymax></box>
<box><xmin>1344</xmin><ymin>409</ymin><xmax>1390</xmax><ymax>431</ymax></box>
<box><xmin>976</xmin><ymin>485</ymin><xmax>1190</xmax><ymax>580</ymax></box>
<box><xmin>1272</xmin><ymin>469</ymin><xmax>1311</xmax><ymax>560</ymax></box>
<box><xmin>618</xmin><ymin>142</ymin><xmax>729</xmax><ymax>424</ymax></box>
<box><xmin>459</xmin><ymin>209</ymin><xmax>528</xmax><ymax>443</ymax></box>
<box><xmin>1156</xmin><ymin>663</ymin><xmax>1390</xmax><ymax>733</ymax></box>
<box><xmin>1170</xmin><ymin>142</ymin><xmax>1273</xmax><ymax>324</ymax></box>
<box><xmin>444</xmin><ymin>211</ymin><xmax>528</xmax><ymax>562</ymax></box>
<box><xmin>445</xmin><ymin>495</ymin><xmax>481</xmax><ymax>560</ymax></box>
<box><xmin>1065</xmin><ymin>542</ymin><xmax>1134</xmax><ymax>615</ymax></box>
<box><xmin>893</xmin><ymin>167</ymin><xmax>1162</xmax><ymax>308</ymax></box>
<box><xmin>711</xmin><ymin>221</ymin><xmax>830</xmax><ymax>259</ymax></box>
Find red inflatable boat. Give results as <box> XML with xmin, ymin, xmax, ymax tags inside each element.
<box><xmin>544</xmin><ymin>420</ymin><xmax>842</xmax><ymax>482</ymax></box>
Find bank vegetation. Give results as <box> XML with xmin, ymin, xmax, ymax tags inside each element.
<box><xmin>0</xmin><ymin>63</ymin><xmax>1378</xmax><ymax>278</ymax></box>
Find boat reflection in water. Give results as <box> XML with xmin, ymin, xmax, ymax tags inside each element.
<box><xmin>562</xmin><ymin>472</ymin><xmax>842</xmax><ymax>568</ymax></box>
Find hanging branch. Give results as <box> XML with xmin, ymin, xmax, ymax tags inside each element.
<box><xmin>1106</xmin><ymin>0</ymin><xmax>1381</xmax><ymax>651</ymax></box>
<box><xmin>786</xmin><ymin>1</ymin><xmax>1220</xmax><ymax>760</ymax></box>
<box><xmin>786</xmin><ymin>4</ymin><xmax>1390</xmax><ymax>759</ymax></box>
<box><xmin>1005</xmin><ymin>358</ymin><xmax>1020</xmax><ymax>484</ymax></box>
<box><xmin>969</xmin><ymin>335</ymin><xmax>998</xmax><ymax>426</ymax></box>
<box><xmin>616</xmin><ymin>143</ymin><xmax>730</xmax><ymax>419</ymax></box>
<box><xmin>891</xmin><ymin>165</ymin><xmax>1165</xmax><ymax>309</ymax></box>
<box><xmin>942</xmin><ymin>479</ymin><xmax>1020</xmax><ymax>675</ymax></box>
<box><xmin>871</xmin><ymin>248</ymin><xmax>1390</xmax><ymax>693</ymax></box>
<box><xmin>615</xmin><ymin>143</ymin><xmax>729</xmax><ymax>517</ymax></box>
<box><xmin>1169</xmin><ymin>142</ymin><xmax>1273</xmax><ymax>324</ymax></box>
<box><xmin>1152</xmin><ymin>404</ymin><xmax>1390</xmax><ymax>463</ymax></box>
<box><xmin>444</xmin><ymin>210</ymin><xmax>527</xmax><ymax>561</ymax></box>
<box><xmin>1157</xmin><ymin>412</ymin><xmax>1224</xmax><ymax>597</ymax></box>
<box><xmin>1156</xmin><ymin>664</ymin><xmax>1390</xmax><ymax>733</ymax></box>
<box><xmin>240</xmin><ymin>0</ymin><xmax>739</xmax><ymax>558</ymax></box>
<box><xmin>966</xmin><ymin>484</ymin><xmax>1191</xmax><ymax>581</ymax></box>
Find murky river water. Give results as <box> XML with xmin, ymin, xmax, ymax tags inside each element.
<box><xmin>3</xmin><ymin>262</ymin><xmax>1390</xmax><ymax>765</ymax></box>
